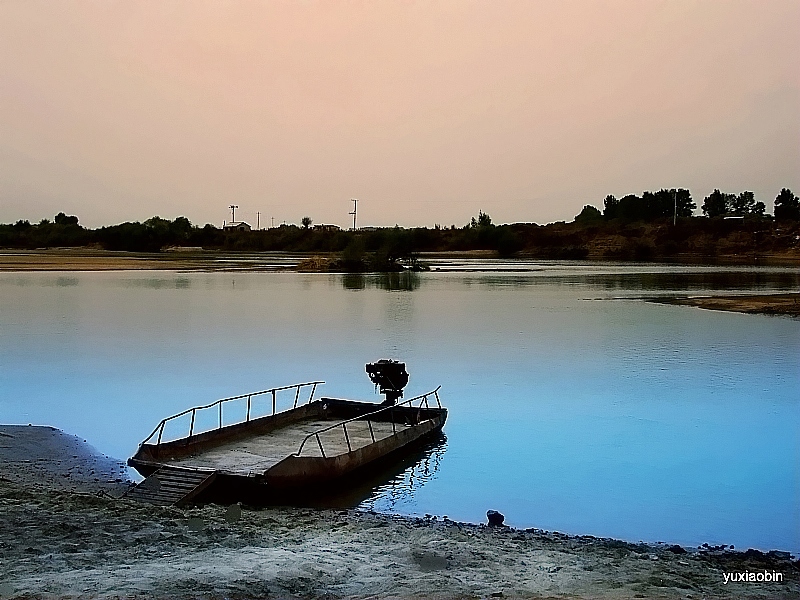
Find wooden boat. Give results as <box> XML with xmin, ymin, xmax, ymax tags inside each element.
<box><xmin>127</xmin><ymin>361</ymin><xmax>447</xmax><ymax>506</ymax></box>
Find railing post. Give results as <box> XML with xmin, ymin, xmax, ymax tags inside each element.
<box><xmin>272</xmin><ymin>390</ymin><xmax>276</xmax><ymax>415</ymax></box>
<box><xmin>434</xmin><ymin>390</ymin><xmax>441</xmax><ymax>408</ymax></box>
<box><xmin>189</xmin><ymin>409</ymin><xmax>196</xmax><ymax>436</ymax></box>
<box><xmin>343</xmin><ymin>423</ymin><xmax>352</xmax><ymax>452</ymax></box>
<box><xmin>246</xmin><ymin>395</ymin><xmax>251</xmax><ymax>422</ymax></box>
<box><xmin>309</xmin><ymin>383</ymin><xmax>318</xmax><ymax>404</ymax></box>
<box><xmin>293</xmin><ymin>386</ymin><xmax>300</xmax><ymax>409</ymax></box>
<box><xmin>157</xmin><ymin>422</ymin><xmax>164</xmax><ymax>445</ymax></box>
<box><xmin>391</xmin><ymin>407</ymin><xmax>396</xmax><ymax>434</ymax></box>
<box><xmin>316</xmin><ymin>434</ymin><xmax>326</xmax><ymax>458</ymax></box>
<box><xmin>219</xmin><ymin>402</ymin><xmax>222</xmax><ymax>429</ymax></box>
<box><xmin>368</xmin><ymin>420</ymin><xmax>375</xmax><ymax>443</ymax></box>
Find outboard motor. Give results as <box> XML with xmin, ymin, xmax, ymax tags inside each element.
<box><xmin>366</xmin><ymin>359</ymin><xmax>409</xmax><ymax>405</ymax></box>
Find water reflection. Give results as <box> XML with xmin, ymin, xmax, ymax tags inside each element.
<box><xmin>361</xmin><ymin>434</ymin><xmax>446</xmax><ymax>513</ymax></box>
<box><xmin>266</xmin><ymin>434</ymin><xmax>446</xmax><ymax>510</ymax></box>
<box><xmin>341</xmin><ymin>273</ymin><xmax>366</xmax><ymax>290</ymax></box>
<box><xmin>341</xmin><ymin>272</ymin><xmax>421</xmax><ymax>292</ymax></box>
<box><xmin>119</xmin><ymin>276</ymin><xmax>194</xmax><ymax>290</ymax></box>
<box><xmin>55</xmin><ymin>276</ymin><xmax>79</xmax><ymax>287</ymax></box>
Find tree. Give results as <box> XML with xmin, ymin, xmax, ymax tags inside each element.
<box><xmin>477</xmin><ymin>211</ymin><xmax>492</xmax><ymax>227</ymax></box>
<box><xmin>144</xmin><ymin>216</ymin><xmax>171</xmax><ymax>236</ymax></box>
<box><xmin>774</xmin><ymin>188</ymin><xmax>800</xmax><ymax>220</ymax></box>
<box><xmin>603</xmin><ymin>195</ymin><xmax>619</xmax><ymax>219</ymax></box>
<box><xmin>301</xmin><ymin>216</ymin><xmax>312</xmax><ymax>229</ymax></box>
<box><xmin>674</xmin><ymin>188</ymin><xmax>696</xmax><ymax>217</ymax></box>
<box><xmin>616</xmin><ymin>194</ymin><xmax>644</xmax><ymax>220</ymax></box>
<box><xmin>54</xmin><ymin>212</ymin><xmax>79</xmax><ymax>226</ymax></box>
<box><xmin>731</xmin><ymin>191</ymin><xmax>756</xmax><ymax>216</ymax></box>
<box><xmin>170</xmin><ymin>216</ymin><xmax>193</xmax><ymax>240</ymax></box>
<box><xmin>702</xmin><ymin>189</ymin><xmax>733</xmax><ymax>217</ymax></box>
<box><xmin>574</xmin><ymin>205</ymin><xmax>602</xmax><ymax>224</ymax></box>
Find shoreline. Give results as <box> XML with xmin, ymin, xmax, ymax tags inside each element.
<box><xmin>3</xmin><ymin>249</ymin><xmax>798</xmax><ymax>319</ymax></box>
<box><xmin>654</xmin><ymin>293</ymin><xmax>800</xmax><ymax>318</ymax></box>
<box><xmin>1</xmin><ymin>425</ymin><xmax>797</xmax><ymax>598</ymax></box>
<box><xmin>3</xmin><ymin>247</ymin><xmax>800</xmax><ymax>272</ymax></box>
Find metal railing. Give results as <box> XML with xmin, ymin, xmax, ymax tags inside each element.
<box><xmin>141</xmin><ymin>381</ymin><xmax>324</xmax><ymax>446</ymax></box>
<box><xmin>295</xmin><ymin>386</ymin><xmax>442</xmax><ymax>458</ymax></box>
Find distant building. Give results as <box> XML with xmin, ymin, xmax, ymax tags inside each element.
<box><xmin>313</xmin><ymin>224</ymin><xmax>341</xmax><ymax>232</ymax></box>
<box><xmin>223</xmin><ymin>221</ymin><xmax>252</xmax><ymax>232</ymax></box>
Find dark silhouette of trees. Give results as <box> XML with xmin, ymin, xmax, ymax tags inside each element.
<box><xmin>96</xmin><ymin>216</ymin><xmax>197</xmax><ymax>251</ymax></box>
<box><xmin>574</xmin><ymin>205</ymin><xmax>602</xmax><ymax>224</ymax></box>
<box><xmin>730</xmin><ymin>191</ymin><xmax>765</xmax><ymax>216</ymax></box>
<box><xmin>774</xmin><ymin>188</ymin><xmax>799</xmax><ymax>221</ymax></box>
<box><xmin>703</xmin><ymin>190</ymin><xmax>765</xmax><ymax>217</ymax></box>
<box><xmin>702</xmin><ymin>189</ymin><xmax>732</xmax><ymax>217</ymax></box>
<box><xmin>604</xmin><ymin>189</ymin><xmax>693</xmax><ymax>221</ymax></box>
<box><xmin>54</xmin><ymin>212</ymin><xmax>79</xmax><ymax>226</ymax></box>
<box><xmin>673</xmin><ymin>189</ymin><xmax>696</xmax><ymax>217</ymax></box>
<box><xmin>469</xmin><ymin>211</ymin><xmax>492</xmax><ymax>228</ymax></box>
<box><xmin>603</xmin><ymin>195</ymin><xmax>619</xmax><ymax>219</ymax></box>
<box><xmin>1</xmin><ymin>188</ymin><xmax>794</xmax><ymax>263</ymax></box>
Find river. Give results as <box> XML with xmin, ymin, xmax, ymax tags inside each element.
<box><xmin>1</xmin><ymin>259</ymin><xmax>798</xmax><ymax>552</ymax></box>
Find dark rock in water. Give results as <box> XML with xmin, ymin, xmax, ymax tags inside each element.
<box><xmin>666</xmin><ymin>544</ymin><xmax>686</xmax><ymax>554</ymax></box>
<box><xmin>486</xmin><ymin>510</ymin><xmax>504</xmax><ymax>526</ymax></box>
<box><xmin>767</xmin><ymin>550</ymin><xmax>792</xmax><ymax>560</ymax></box>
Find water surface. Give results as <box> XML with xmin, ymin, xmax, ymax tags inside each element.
<box><xmin>1</xmin><ymin>261</ymin><xmax>798</xmax><ymax>552</ymax></box>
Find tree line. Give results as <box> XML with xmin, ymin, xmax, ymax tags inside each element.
<box><xmin>575</xmin><ymin>187</ymin><xmax>798</xmax><ymax>223</ymax></box>
<box><xmin>1</xmin><ymin>187</ymin><xmax>798</xmax><ymax>264</ymax></box>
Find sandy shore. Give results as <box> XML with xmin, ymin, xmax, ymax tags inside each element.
<box><xmin>0</xmin><ymin>249</ymin><xmax>294</xmax><ymax>272</ymax></box>
<box><xmin>1</xmin><ymin>426</ymin><xmax>797</xmax><ymax>599</ymax></box>
<box><xmin>657</xmin><ymin>293</ymin><xmax>800</xmax><ymax>317</ymax></box>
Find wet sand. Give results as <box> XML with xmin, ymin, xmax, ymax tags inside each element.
<box><xmin>1</xmin><ymin>425</ymin><xmax>797</xmax><ymax>599</ymax></box>
<box><xmin>0</xmin><ymin>249</ymin><xmax>290</xmax><ymax>272</ymax></box>
<box><xmin>658</xmin><ymin>293</ymin><xmax>800</xmax><ymax>317</ymax></box>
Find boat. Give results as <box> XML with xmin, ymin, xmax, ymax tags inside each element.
<box><xmin>126</xmin><ymin>360</ymin><xmax>447</xmax><ymax>506</ymax></box>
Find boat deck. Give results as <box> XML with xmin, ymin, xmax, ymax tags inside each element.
<box><xmin>166</xmin><ymin>418</ymin><xmax>411</xmax><ymax>474</ymax></box>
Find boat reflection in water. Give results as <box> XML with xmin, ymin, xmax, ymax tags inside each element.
<box><xmin>292</xmin><ymin>433</ymin><xmax>448</xmax><ymax>510</ymax></box>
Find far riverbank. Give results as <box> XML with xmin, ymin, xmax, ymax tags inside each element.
<box><xmin>654</xmin><ymin>293</ymin><xmax>800</xmax><ymax>318</ymax></box>
<box><xmin>3</xmin><ymin>249</ymin><xmax>798</xmax><ymax>319</ymax></box>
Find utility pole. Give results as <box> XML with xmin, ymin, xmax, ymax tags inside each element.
<box><xmin>349</xmin><ymin>198</ymin><xmax>358</xmax><ymax>230</ymax></box>
<box><xmin>271</xmin><ymin>216</ymin><xmax>275</xmax><ymax>228</ymax></box>
<box><xmin>673</xmin><ymin>190</ymin><xmax>677</xmax><ymax>226</ymax></box>
<box><xmin>229</xmin><ymin>204</ymin><xmax>238</xmax><ymax>223</ymax></box>
<box><xmin>257</xmin><ymin>211</ymin><xmax>260</xmax><ymax>230</ymax></box>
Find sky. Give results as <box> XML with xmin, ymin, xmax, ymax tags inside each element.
<box><xmin>1</xmin><ymin>0</ymin><xmax>798</xmax><ymax>229</ymax></box>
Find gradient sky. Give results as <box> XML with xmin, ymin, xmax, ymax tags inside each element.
<box><xmin>2</xmin><ymin>1</ymin><xmax>798</xmax><ymax>229</ymax></box>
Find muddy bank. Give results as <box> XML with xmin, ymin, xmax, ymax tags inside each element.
<box><xmin>0</xmin><ymin>249</ymin><xmax>294</xmax><ymax>272</ymax></box>
<box><xmin>656</xmin><ymin>293</ymin><xmax>800</xmax><ymax>317</ymax></box>
<box><xmin>1</xmin><ymin>426</ymin><xmax>797</xmax><ymax>599</ymax></box>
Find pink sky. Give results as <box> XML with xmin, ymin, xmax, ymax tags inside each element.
<box><xmin>1</xmin><ymin>0</ymin><xmax>798</xmax><ymax>228</ymax></box>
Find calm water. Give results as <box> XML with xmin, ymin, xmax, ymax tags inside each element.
<box><xmin>1</xmin><ymin>261</ymin><xmax>798</xmax><ymax>552</ymax></box>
